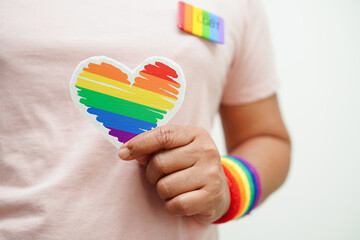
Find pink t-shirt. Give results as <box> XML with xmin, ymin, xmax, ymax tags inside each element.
<box><xmin>0</xmin><ymin>0</ymin><xmax>277</xmax><ymax>239</ymax></box>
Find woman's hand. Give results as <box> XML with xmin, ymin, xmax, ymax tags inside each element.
<box><xmin>118</xmin><ymin>125</ymin><xmax>230</xmax><ymax>224</ymax></box>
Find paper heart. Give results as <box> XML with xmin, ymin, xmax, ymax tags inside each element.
<box><xmin>70</xmin><ymin>56</ymin><xmax>186</xmax><ymax>148</ymax></box>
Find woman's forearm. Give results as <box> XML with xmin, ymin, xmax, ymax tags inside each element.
<box><xmin>220</xmin><ymin>95</ymin><xmax>291</xmax><ymax>206</ymax></box>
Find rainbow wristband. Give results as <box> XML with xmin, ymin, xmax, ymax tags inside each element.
<box><xmin>213</xmin><ymin>156</ymin><xmax>262</xmax><ymax>224</ymax></box>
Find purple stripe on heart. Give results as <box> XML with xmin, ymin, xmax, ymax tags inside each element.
<box><xmin>107</xmin><ymin>128</ymin><xmax>138</xmax><ymax>143</ymax></box>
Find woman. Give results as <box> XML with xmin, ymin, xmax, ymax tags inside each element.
<box><xmin>0</xmin><ymin>0</ymin><xmax>290</xmax><ymax>239</ymax></box>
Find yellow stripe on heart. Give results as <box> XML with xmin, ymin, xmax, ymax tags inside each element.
<box><xmin>75</xmin><ymin>72</ymin><xmax>176</xmax><ymax>111</ymax></box>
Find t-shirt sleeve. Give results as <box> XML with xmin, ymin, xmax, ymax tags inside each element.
<box><xmin>221</xmin><ymin>0</ymin><xmax>279</xmax><ymax>105</ymax></box>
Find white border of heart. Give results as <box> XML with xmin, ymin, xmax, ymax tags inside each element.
<box><xmin>69</xmin><ymin>56</ymin><xmax>186</xmax><ymax>148</ymax></box>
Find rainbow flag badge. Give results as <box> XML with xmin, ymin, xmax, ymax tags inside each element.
<box><xmin>178</xmin><ymin>1</ymin><xmax>224</xmax><ymax>44</ymax></box>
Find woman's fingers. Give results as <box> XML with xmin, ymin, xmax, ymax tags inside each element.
<box><xmin>118</xmin><ymin>125</ymin><xmax>230</xmax><ymax>224</ymax></box>
<box><xmin>118</xmin><ymin>125</ymin><xmax>197</xmax><ymax>160</ymax></box>
<box><xmin>155</xmin><ymin>167</ymin><xmax>205</xmax><ymax>200</ymax></box>
<box><xmin>145</xmin><ymin>146</ymin><xmax>197</xmax><ymax>185</ymax></box>
<box><xmin>164</xmin><ymin>190</ymin><xmax>210</xmax><ymax>217</ymax></box>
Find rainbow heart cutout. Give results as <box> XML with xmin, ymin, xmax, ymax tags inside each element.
<box><xmin>70</xmin><ymin>56</ymin><xmax>186</xmax><ymax>148</ymax></box>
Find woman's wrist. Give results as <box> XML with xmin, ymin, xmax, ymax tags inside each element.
<box><xmin>213</xmin><ymin>155</ymin><xmax>262</xmax><ymax>224</ymax></box>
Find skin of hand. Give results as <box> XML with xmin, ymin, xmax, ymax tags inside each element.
<box><xmin>118</xmin><ymin>94</ymin><xmax>291</xmax><ymax>223</ymax></box>
<box><xmin>118</xmin><ymin>125</ymin><xmax>231</xmax><ymax>224</ymax></box>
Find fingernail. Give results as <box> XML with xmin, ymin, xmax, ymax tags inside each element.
<box><xmin>118</xmin><ymin>147</ymin><xmax>130</xmax><ymax>160</ymax></box>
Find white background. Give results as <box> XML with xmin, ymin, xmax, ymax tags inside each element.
<box><xmin>214</xmin><ymin>0</ymin><xmax>360</xmax><ymax>239</ymax></box>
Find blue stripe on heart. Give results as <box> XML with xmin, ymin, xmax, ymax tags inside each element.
<box><xmin>87</xmin><ymin>107</ymin><xmax>157</xmax><ymax>135</ymax></box>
